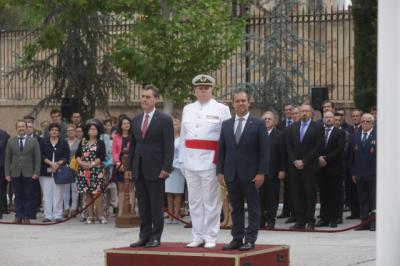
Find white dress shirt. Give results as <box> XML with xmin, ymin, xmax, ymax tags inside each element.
<box><xmin>141</xmin><ymin>108</ymin><xmax>156</xmax><ymax>129</ymax></box>
<box><xmin>234</xmin><ymin>112</ymin><xmax>250</xmax><ymax>135</ymax></box>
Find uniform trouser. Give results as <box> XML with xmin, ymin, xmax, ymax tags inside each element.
<box><xmin>39</xmin><ymin>176</ymin><xmax>66</xmax><ymax>220</ymax></box>
<box><xmin>318</xmin><ymin>173</ymin><xmax>342</xmax><ymax>222</ymax></box>
<box><xmin>290</xmin><ymin>167</ymin><xmax>317</xmax><ymax>224</ymax></box>
<box><xmin>135</xmin><ymin>162</ymin><xmax>165</xmax><ymax>242</ymax></box>
<box><xmin>228</xmin><ymin>176</ymin><xmax>260</xmax><ymax>244</ymax></box>
<box><xmin>356</xmin><ymin>178</ymin><xmax>376</xmax><ymax>220</ymax></box>
<box><xmin>0</xmin><ymin>167</ymin><xmax>6</xmax><ymax>214</ymax></box>
<box><xmin>281</xmin><ymin>174</ymin><xmax>295</xmax><ymax>216</ymax></box>
<box><xmin>185</xmin><ymin>168</ymin><xmax>221</xmax><ymax>244</ymax></box>
<box><xmin>12</xmin><ymin>176</ymin><xmax>34</xmax><ymax>219</ymax></box>
<box><xmin>63</xmin><ymin>182</ymin><xmax>79</xmax><ymax>211</ymax></box>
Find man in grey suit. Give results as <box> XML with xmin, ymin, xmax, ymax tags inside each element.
<box><xmin>5</xmin><ymin>120</ymin><xmax>41</xmax><ymax>224</ymax></box>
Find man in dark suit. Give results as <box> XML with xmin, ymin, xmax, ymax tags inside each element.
<box><xmin>4</xmin><ymin>120</ymin><xmax>41</xmax><ymax>224</ymax></box>
<box><xmin>316</xmin><ymin>111</ymin><xmax>345</xmax><ymax>228</ymax></box>
<box><xmin>286</xmin><ymin>103</ymin><xmax>323</xmax><ymax>230</ymax></box>
<box><xmin>0</xmin><ymin>128</ymin><xmax>10</xmax><ymax>219</ymax></box>
<box><xmin>344</xmin><ymin>109</ymin><xmax>363</xmax><ymax>219</ymax></box>
<box><xmin>218</xmin><ymin>90</ymin><xmax>267</xmax><ymax>251</ymax></box>
<box><xmin>260</xmin><ymin>111</ymin><xmax>286</xmax><ymax>229</ymax></box>
<box><xmin>276</xmin><ymin>104</ymin><xmax>295</xmax><ymax>221</ymax></box>
<box><xmin>350</xmin><ymin>113</ymin><xmax>376</xmax><ymax>231</ymax></box>
<box><xmin>126</xmin><ymin>85</ymin><xmax>174</xmax><ymax>248</ymax></box>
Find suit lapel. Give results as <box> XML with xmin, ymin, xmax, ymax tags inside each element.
<box><xmin>135</xmin><ymin>115</ymin><xmax>144</xmax><ymax>141</ymax></box>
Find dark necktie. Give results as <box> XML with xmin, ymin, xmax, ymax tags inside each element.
<box><xmin>361</xmin><ymin>132</ymin><xmax>368</xmax><ymax>146</ymax></box>
<box><xmin>324</xmin><ymin>128</ymin><xmax>331</xmax><ymax>146</ymax></box>
<box><xmin>19</xmin><ymin>137</ymin><xmax>24</xmax><ymax>152</ymax></box>
<box><xmin>235</xmin><ymin>118</ymin><xmax>244</xmax><ymax>144</ymax></box>
<box><xmin>287</xmin><ymin>119</ymin><xmax>292</xmax><ymax>127</ymax></box>
<box><xmin>141</xmin><ymin>114</ymin><xmax>150</xmax><ymax>138</ymax></box>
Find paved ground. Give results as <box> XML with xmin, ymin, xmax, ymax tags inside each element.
<box><xmin>0</xmin><ymin>210</ymin><xmax>375</xmax><ymax>266</ymax></box>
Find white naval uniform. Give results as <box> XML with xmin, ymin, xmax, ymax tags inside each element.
<box><xmin>179</xmin><ymin>99</ymin><xmax>231</xmax><ymax>244</ymax></box>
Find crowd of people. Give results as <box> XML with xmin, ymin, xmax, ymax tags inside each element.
<box><xmin>0</xmin><ymin>74</ymin><xmax>377</xmax><ymax>251</ymax></box>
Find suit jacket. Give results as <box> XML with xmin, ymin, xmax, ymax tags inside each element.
<box><xmin>0</xmin><ymin>129</ymin><xmax>10</xmax><ymax>168</ymax></box>
<box><xmin>217</xmin><ymin>115</ymin><xmax>268</xmax><ymax>183</ymax></box>
<box><xmin>319</xmin><ymin>127</ymin><xmax>345</xmax><ymax>177</ymax></box>
<box><xmin>350</xmin><ymin>129</ymin><xmax>376</xmax><ymax>181</ymax></box>
<box><xmin>277</xmin><ymin>118</ymin><xmax>292</xmax><ymax>131</ymax></box>
<box><xmin>39</xmin><ymin>137</ymin><xmax>70</xmax><ymax>176</ymax></box>
<box><xmin>266</xmin><ymin>128</ymin><xmax>287</xmax><ymax>178</ymax></box>
<box><xmin>4</xmin><ymin>136</ymin><xmax>41</xmax><ymax>177</ymax></box>
<box><xmin>127</xmin><ymin>110</ymin><xmax>174</xmax><ymax>181</ymax></box>
<box><xmin>286</xmin><ymin>120</ymin><xmax>323</xmax><ymax>170</ymax></box>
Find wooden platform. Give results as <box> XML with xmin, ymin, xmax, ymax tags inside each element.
<box><xmin>105</xmin><ymin>242</ymin><xmax>290</xmax><ymax>266</ymax></box>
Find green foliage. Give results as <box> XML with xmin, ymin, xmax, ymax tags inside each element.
<box><xmin>243</xmin><ymin>0</ymin><xmax>310</xmax><ymax>117</ymax></box>
<box><xmin>352</xmin><ymin>0</ymin><xmax>377</xmax><ymax>111</ymax></box>
<box><xmin>5</xmin><ymin>0</ymin><xmax>131</xmax><ymax>119</ymax></box>
<box><xmin>111</xmin><ymin>0</ymin><xmax>245</xmax><ymax>105</ymax></box>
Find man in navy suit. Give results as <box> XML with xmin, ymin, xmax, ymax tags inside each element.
<box><xmin>350</xmin><ymin>113</ymin><xmax>376</xmax><ymax>231</ymax></box>
<box><xmin>260</xmin><ymin>111</ymin><xmax>286</xmax><ymax>229</ymax></box>
<box><xmin>316</xmin><ymin>111</ymin><xmax>345</xmax><ymax>228</ymax></box>
<box><xmin>344</xmin><ymin>109</ymin><xmax>363</xmax><ymax>219</ymax></box>
<box><xmin>126</xmin><ymin>84</ymin><xmax>174</xmax><ymax>248</ymax></box>
<box><xmin>218</xmin><ymin>90</ymin><xmax>268</xmax><ymax>251</ymax></box>
<box><xmin>286</xmin><ymin>104</ymin><xmax>323</xmax><ymax>230</ymax></box>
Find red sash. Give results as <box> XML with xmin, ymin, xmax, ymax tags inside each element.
<box><xmin>185</xmin><ymin>139</ymin><xmax>219</xmax><ymax>164</ymax></box>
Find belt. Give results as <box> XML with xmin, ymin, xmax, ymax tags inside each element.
<box><xmin>185</xmin><ymin>139</ymin><xmax>219</xmax><ymax>164</ymax></box>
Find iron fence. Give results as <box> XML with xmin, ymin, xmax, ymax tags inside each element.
<box><xmin>0</xmin><ymin>6</ymin><xmax>353</xmax><ymax>104</ymax></box>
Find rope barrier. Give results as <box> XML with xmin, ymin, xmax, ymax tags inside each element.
<box><xmin>163</xmin><ymin>209</ymin><xmax>376</xmax><ymax>233</ymax></box>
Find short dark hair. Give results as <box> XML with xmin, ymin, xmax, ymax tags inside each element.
<box><xmin>143</xmin><ymin>84</ymin><xmax>160</xmax><ymax>98</ymax></box>
<box><xmin>50</xmin><ymin>109</ymin><xmax>61</xmax><ymax>116</ymax></box>
<box><xmin>48</xmin><ymin>123</ymin><xmax>61</xmax><ymax>132</ymax></box>
<box><xmin>23</xmin><ymin>115</ymin><xmax>35</xmax><ymax>122</ymax></box>
<box><xmin>15</xmin><ymin>120</ymin><xmax>27</xmax><ymax>127</ymax></box>
<box><xmin>231</xmin><ymin>89</ymin><xmax>251</xmax><ymax>101</ymax></box>
<box><xmin>334</xmin><ymin>112</ymin><xmax>344</xmax><ymax>117</ymax></box>
<box><xmin>322</xmin><ymin>100</ymin><xmax>335</xmax><ymax>109</ymax></box>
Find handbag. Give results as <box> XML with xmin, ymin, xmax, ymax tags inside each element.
<box><xmin>69</xmin><ymin>156</ymin><xmax>79</xmax><ymax>172</ymax></box>
<box><xmin>54</xmin><ymin>165</ymin><xmax>75</xmax><ymax>184</ymax></box>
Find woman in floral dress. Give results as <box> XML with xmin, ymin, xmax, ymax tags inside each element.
<box><xmin>76</xmin><ymin>121</ymin><xmax>106</xmax><ymax>224</ymax></box>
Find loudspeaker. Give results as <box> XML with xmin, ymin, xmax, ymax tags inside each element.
<box><xmin>61</xmin><ymin>97</ymin><xmax>77</xmax><ymax>121</ymax></box>
<box><xmin>311</xmin><ymin>87</ymin><xmax>328</xmax><ymax>111</ymax></box>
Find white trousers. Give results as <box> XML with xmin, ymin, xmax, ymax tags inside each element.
<box><xmin>184</xmin><ymin>168</ymin><xmax>221</xmax><ymax>244</ymax></box>
<box><xmin>39</xmin><ymin>176</ymin><xmax>67</xmax><ymax>220</ymax></box>
<box><xmin>63</xmin><ymin>182</ymin><xmax>79</xmax><ymax>211</ymax></box>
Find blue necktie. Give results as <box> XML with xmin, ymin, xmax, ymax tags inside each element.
<box><xmin>324</xmin><ymin>128</ymin><xmax>331</xmax><ymax>146</ymax></box>
<box><xmin>300</xmin><ymin>122</ymin><xmax>307</xmax><ymax>142</ymax></box>
<box><xmin>287</xmin><ymin>119</ymin><xmax>292</xmax><ymax>128</ymax></box>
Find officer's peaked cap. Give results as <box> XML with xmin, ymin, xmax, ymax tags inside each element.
<box><xmin>192</xmin><ymin>74</ymin><xmax>215</xmax><ymax>86</ymax></box>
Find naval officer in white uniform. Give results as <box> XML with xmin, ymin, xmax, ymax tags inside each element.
<box><xmin>179</xmin><ymin>74</ymin><xmax>231</xmax><ymax>249</ymax></box>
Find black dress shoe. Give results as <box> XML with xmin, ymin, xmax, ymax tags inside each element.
<box><xmin>0</xmin><ymin>213</ymin><xmax>2</xmax><ymax>219</ymax></box>
<box><xmin>330</xmin><ymin>221</ymin><xmax>338</xmax><ymax>228</ymax></box>
<box><xmin>285</xmin><ymin>217</ymin><xmax>297</xmax><ymax>224</ymax></box>
<box><xmin>346</xmin><ymin>214</ymin><xmax>359</xmax><ymax>220</ymax></box>
<box><xmin>130</xmin><ymin>239</ymin><xmax>148</xmax><ymax>248</ymax></box>
<box><xmin>277</xmin><ymin>213</ymin><xmax>290</xmax><ymax>219</ymax></box>
<box><xmin>239</xmin><ymin>242</ymin><xmax>255</xmax><ymax>251</ymax></box>
<box><xmin>290</xmin><ymin>222</ymin><xmax>305</xmax><ymax>230</ymax></box>
<box><xmin>337</xmin><ymin>217</ymin><xmax>343</xmax><ymax>224</ymax></box>
<box><xmin>306</xmin><ymin>221</ymin><xmax>315</xmax><ymax>230</ymax></box>
<box><xmin>145</xmin><ymin>239</ymin><xmax>160</xmax><ymax>248</ymax></box>
<box><xmin>369</xmin><ymin>221</ymin><xmax>376</xmax><ymax>231</ymax></box>
<box><xmin>222</xmin><ymin>240</ymin><xmax>243</xmax><ymax>250</ymax></box>
<box><xmin>315</xmin><ymin>219</ymin><xmax>329</xmax><ymax>227</ymax></box>
<box><xmin>266</xmin><ymin>221</ymin><xmax>275</xmax><ymax>229</ymax></box>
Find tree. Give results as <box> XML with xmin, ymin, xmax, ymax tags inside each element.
<box><xmin>242</xmin><ymin>0</ymin><xmax>310</xmax><ymax>117</ymax></box>
<box><xmin>352</xmin><ymin>0</ymin><xmax>377</xmax><ymax>111</ymax></box>
<box><xmin>111</xmin><ymin>0</ymin><xmax>245</xmax><ymax>110</ymax></box>
<box><xmin>6</xmin><ymin>0</ymin><xmax>129</xmax><ymax>120</ymax></box>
